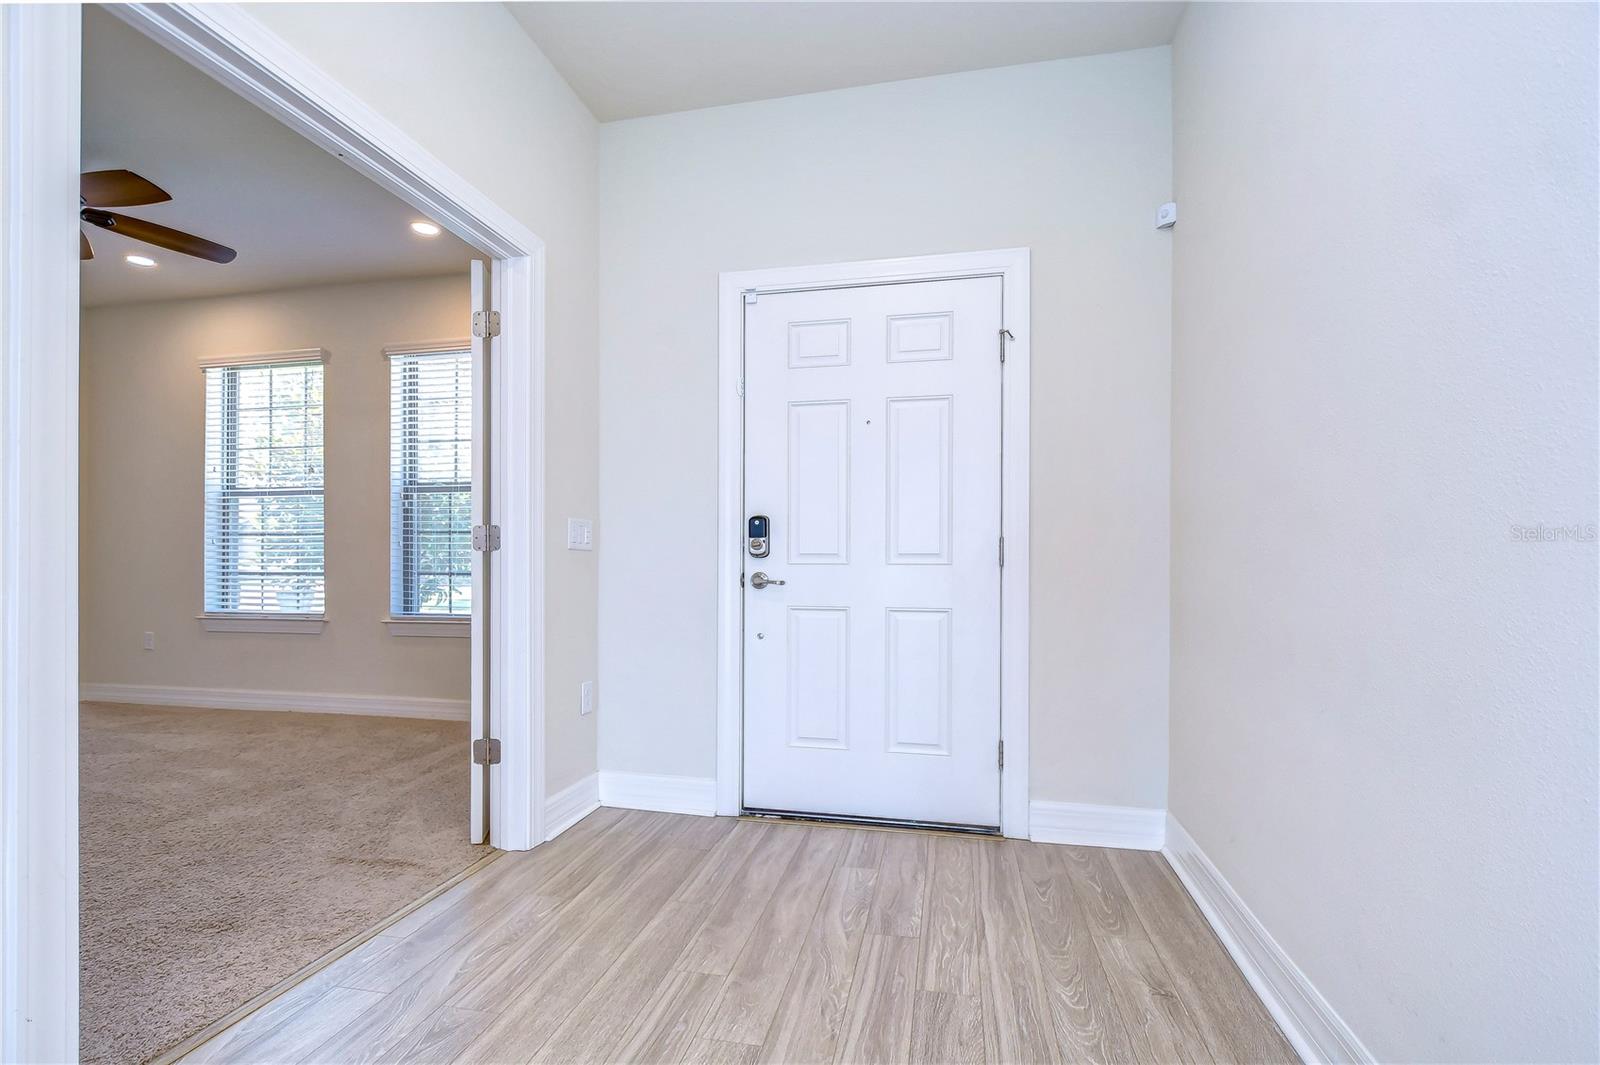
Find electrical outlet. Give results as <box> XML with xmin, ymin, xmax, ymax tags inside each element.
<box><xmin>580</xmin><ymin>680</ymin><xmax>594</xmax><ymax>716</ymax></box>
<box><xmin>142</xmin><ymin>631</ymin><xmax>155</xmax><ymax>651</ymax></box>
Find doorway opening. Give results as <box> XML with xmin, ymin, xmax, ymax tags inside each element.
<box><xmin>76</xmin><ymin>9</ymin><xmax>500</xmax><ymax>1060</ymax></box>
<box><xmin>0</xmin><ymin>4</ymin><xmax>550</xmax><ymax>1061</ymax></box>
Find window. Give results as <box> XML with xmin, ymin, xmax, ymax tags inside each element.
<box><xmin>203</xmin><ymin>355</ymin><xmax>326</xmax><ymax>615</ymax></box>
<box><xmin>389</xmin><ymin>347</ymin><xmax>473</xmax><ymax>617</ymax></box>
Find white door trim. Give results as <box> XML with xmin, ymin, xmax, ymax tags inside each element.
<box><xmin>716</xmin><ymin>248</ymin><xmax>1031</xmax><ymax>838</ymax></box>
<box><xmin>2</xmin><ymin>5</ymin><xmax>549</xmax><ymax>1055</ymax></box>
<box><xmin>1</xmin><ymin>8</ymin><xmax>81</xmax><ymax>1060</ymax></box>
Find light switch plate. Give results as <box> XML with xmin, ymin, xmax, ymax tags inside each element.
<box><xmin>566</xmin><ymin>518</ymin><xmax>594</xmax><ymax>551</ymax></box>
<box><xmin>580</xmin><ymin>680</ymin><xmax>594</xmax><ymax>715</ymax></box>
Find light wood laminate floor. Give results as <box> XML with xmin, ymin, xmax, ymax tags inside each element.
<box><xmin>183</xmin><ymin>809</ymin><xmax>1297</xmax><ymax>1064</ymax></box>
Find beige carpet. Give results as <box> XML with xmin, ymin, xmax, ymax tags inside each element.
<box><xmin>80</xmin><ymin>702</ymin><xmax>490</xmax><ymax>1065</ymax></box>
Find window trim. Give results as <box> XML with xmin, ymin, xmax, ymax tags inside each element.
<box><xmin>382</xmin><ymin>338</ymin><xmax>469</xmax><ymax>359</ymax></box>
<box><xmin>383</xmin><ymin>616</ymin><xmax>469</xmax><ymax>638</ymax></box>
<box><xmin>198</xmin><ymin>613</ymin><xmax>326</xmax><ymax>634</ymax></box>
<box><xmin>201</xmin><ymin>349</ymin><xmax>329</xmax><ymax>618</ymax></box>
<box><xmin>198</xmin><ymin>347</ymin><xmax>328</xmax><ymax>369</ymax></box>
<box><xmin>386</xmin><ymin>340</ymin><xmax>473</xmax><ymax>622</ymax></box>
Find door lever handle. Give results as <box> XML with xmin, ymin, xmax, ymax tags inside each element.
<box><xmin>749</xmin><ymin>571</ymin><xmax>786</xmax><ymax>590</ymax></box>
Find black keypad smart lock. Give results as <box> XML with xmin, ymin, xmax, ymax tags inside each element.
<box><xmin>747</xmin><ymin>515</ymin><xmax>770</xmax><ymax>558</ymax></box>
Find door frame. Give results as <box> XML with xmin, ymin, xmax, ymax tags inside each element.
<box><xmin>1</xmin><ymin>5</ymin><xmax>549</xmax><ymax>1058</ymax></box>
<box><xmin>715</xmin><ymin>248</ymin><xmax>1031</xmax><ymax>838</ymax></box>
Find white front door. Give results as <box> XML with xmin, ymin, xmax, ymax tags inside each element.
<box><xmin>742</xmin><ymin>275</ymin><xmax>1004</xmax><ymax>827</ymax></box>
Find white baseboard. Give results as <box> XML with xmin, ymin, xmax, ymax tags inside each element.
<box><xmin>545</xmin><ymin>773</ymin><xmax>600</xmax><ymax>840</ymax></box>
<box><xmin>598</xmin><ymin>771</ymin><xmax>717</xmax><ymax>817</ymax></box>
<box><xmin>80</xmin><ymin>683</ymin><xmax>468</xmax><ymax>721</ymax></box>
<box><xmin>1029</xmin><ymin>799</ymin><xmax>1166</xmax><ymax>850</ymax></box>
<box><xmin>1164</xmin><ymin>815</ymin><xmax>1374</xmax><ymax>1065</ymax></box>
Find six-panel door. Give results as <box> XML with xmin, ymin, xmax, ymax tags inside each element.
<box><xmin>742</xmin><ymin>276</ymin><xmax>1003</xmax><ymax>827</ymax></box>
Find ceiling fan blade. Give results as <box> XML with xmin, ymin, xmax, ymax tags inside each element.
<box><xmin>80</xmin><ymin>231</ymin><xmax>93</xmax><ymax>261</ymax></box>
<box><xmin>80</xmin><ymin>169</ymin><xmax>172</xmax><ymax>208</ymax></box>
<box><xmin>81</xmin><ymin>209</ymin><xmax>236</xmax><ymax>264</ymax></box>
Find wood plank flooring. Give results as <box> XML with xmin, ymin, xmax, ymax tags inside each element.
<box><xmin>183</xmin><ymin>809</ymin><xmax>1297</xmax><ymax>1065</ymax></box>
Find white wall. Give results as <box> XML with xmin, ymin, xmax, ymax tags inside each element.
<box><xmin>243</xmin><ymin>3</ymin><xmax>600</xmax><ymax>794</ymax></box>
<box><xmin>81</xmin><ymin>276</ymin><xmax>470</xmax><ymax>701</ymax></box>
<box><xmin>1170</xmin><ymin>4</ymin><xmax>1598</xmax><ymax>1062</ymax></box>
<box><xmin>597</xmin><ymin>50</ymin><xmax>1173</xmax><ymax>807</ymax></box>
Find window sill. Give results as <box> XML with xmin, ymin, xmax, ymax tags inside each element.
<box><xmin>385</xmin><ymin>616</ymin><xmax>470</xmax><ymax>638</ymax></box>
<box><xmin>197</xmin><ymin>614</ymin><xmax>326</xmax><ymax>634</ymax></box>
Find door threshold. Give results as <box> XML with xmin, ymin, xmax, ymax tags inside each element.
<box><xmin>154</xmin><ymin>847</ymin><xmax>504</xmax><ymax>1065</ymax></box>
<box><xmin>740</xmin><ymin>808</ymin><xmax>1002</xmax><ymax>838</ymax></box>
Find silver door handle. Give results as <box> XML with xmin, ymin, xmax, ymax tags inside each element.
<box><xmin>749</xmin><ymin>571</ymin><xmax>786</xmax><ymax>589</ymax></box>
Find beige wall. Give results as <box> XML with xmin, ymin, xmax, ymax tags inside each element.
<box><xmin>596</xmin><ymin>49</ymin><xmax>1173</xmax><ymax>806</ymax></box>
<box><xmin>1171</xmin><ymin>4</ymin><xmax>1597</xmax><ymax>1061</ymax></box>
<box><xmin>81</xmin><ymin>275</ymin><xmax>470</xmax><ymax>700</ymax></box>
<box><xmin>243</xmin><ymin>2</ymin><xmax>601</xmax><ymax>795</ymax></box>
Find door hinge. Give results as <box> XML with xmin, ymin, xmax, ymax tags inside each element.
<box><xmin>998</xmin><ymin>535</ymin><xmax>1006</xmax><ymax>567</ymax></box>
<box><xmin>737</xmin><ymin>376</ymin><xmax>745</xmax><ymax>398</ymax></box>
<box><xmin>999</xmin><ymin>328</ymin><xmax>1014</xmax><ymax>363</ymax></box>
<box><xmin>472</xmin><ymin>737</ymin><xmax>501</xmax><ymax>766</ymax></box>
<box><xmin>472</xmin><ymin>523</ymin><xmax>501</xmax><ymax>552</ymax></box>
<box><xmin>998</xmin><ymin>740</ymin><xmax>1005</xmax><ymax>770</ymax></box>
<box><xmin>742</xmin><ymin>288</ymin><xmax>758</xmax><ymax>305</ymax></box>
<box><xmin>472</xmin><ymin>309</ymin><xmax>501</xmax><ymax>338</ymax></box>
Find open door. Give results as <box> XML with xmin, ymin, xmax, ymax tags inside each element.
<box><xmin>469</xmin><ymin>258</ymin><xmax>492</xmax><ymax>844</ymax></box>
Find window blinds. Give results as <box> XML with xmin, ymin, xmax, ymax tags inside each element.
<box><xmin>389</xmin><ymin>348</ymin><xmax>473</xmax><ymax>617</ymax></box>
<box><xmin>203</xmin><ymin>357</ymin><xmax>326</xmax><ymax>614</ymax></box>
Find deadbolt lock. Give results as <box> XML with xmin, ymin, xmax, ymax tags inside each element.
<box><xmin>747</xmin><ymin>514</ymin><xmax>770</xmax><ymax>558</ymax></box>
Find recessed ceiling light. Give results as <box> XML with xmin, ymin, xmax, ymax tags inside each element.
<box><xmin>410</xmin><ymin>221</ymin><xmax>441</xmax><ymax>237</ymax></box>
<box><xmin>124</xmin><ymin>254</ymin><xmax>157</xmax><ymax>268</ymax></box>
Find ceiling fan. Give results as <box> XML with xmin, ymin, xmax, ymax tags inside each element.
<box><xmin>79</xmin><ymin>169</ymin><xmax>237</xmax><ymax>264</ymax></box>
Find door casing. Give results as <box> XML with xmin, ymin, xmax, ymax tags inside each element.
<box><xmin>715</xmin><ymin>248</ymin><xmax>1031</xmax><ymax>838</ymax></box>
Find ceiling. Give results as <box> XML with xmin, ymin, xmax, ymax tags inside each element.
<box><xmin>507</xmin><ymin>1</ymin><xmax>1186</xmax><ymax>122</ymax></box>
<box><xmin>81</xmin><ymin>9</ymin><xmax>475</xmax><ymax>308</ymax></box>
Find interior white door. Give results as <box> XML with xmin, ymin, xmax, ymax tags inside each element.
<box><xmin>742</xmin><ymin>275</ymin><xmax>1004</xmax><ymax>827</ymax></box>
<box><xmin>469</xmin><ymin>258</ymin><xmax>489</xmax><ymax>844</ymax></box>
